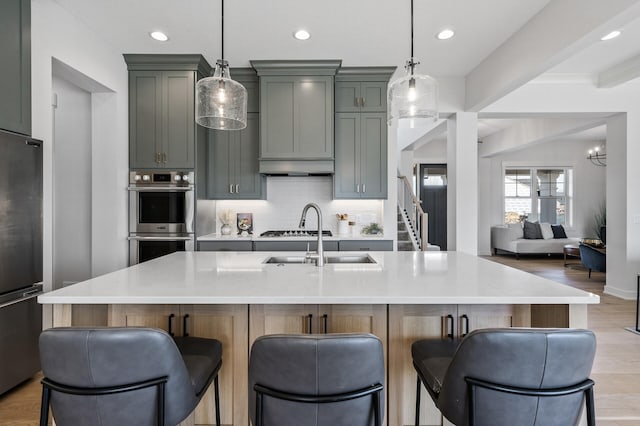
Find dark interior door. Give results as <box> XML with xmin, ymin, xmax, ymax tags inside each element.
<box><xmin>419</xmin><ymin>164</ymin><xmax>447</xmax><ymax>250</ymax></box>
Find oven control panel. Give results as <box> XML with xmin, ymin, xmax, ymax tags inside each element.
<box><xmin>129</xmin><ymin>171</ymin><xmax>194</xmax><ymax>187</ymax></box>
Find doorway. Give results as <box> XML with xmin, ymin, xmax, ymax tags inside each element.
<box><xmin>419</xmin><ymin>164</ymin><xmax>447</xmax><ymax>250</ymax></box>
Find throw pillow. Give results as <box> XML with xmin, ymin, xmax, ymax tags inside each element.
<box><xmin>539</xmin><ymin>222</ymin><xmax>554</xmax><ymax>239</ymax></box>
<box><xmin>551</xmin><ymin>224</ymin><xmax>568</xmax><ymax>239</ymax></box>
<box><xmin>523</xmin><ymin>220</ymin><xmax>543</xmax><ymax>239</ymax></box>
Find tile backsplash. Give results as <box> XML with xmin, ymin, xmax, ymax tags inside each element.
<box><xmin>196</xmin><ymin>176</ymin><xmax>383</xmax><ymax>236</ymax></box>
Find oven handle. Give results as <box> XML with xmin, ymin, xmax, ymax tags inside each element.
<box><xmin>127</xmin><ymin>186</ymin><xmax>193</xmax><ymax>192</ymax></box>
<box><xmin>127</xmin><ymin>236</ymin><xmax>194</xmax><ymax>241</ymax></box>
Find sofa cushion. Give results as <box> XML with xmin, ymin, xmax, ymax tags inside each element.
<box><xmin>551</xmin><ymin>224</ymin><xmax>567</xmax><ymax>239</ymax></box>
<box><xmin>507</xmin><ymin>223</ymin><xmax>524</xmax><ymax>239</ymax></box>
<box><xmin>523</xmin><ymin>221</ymin><xmax>542</xmax><ymax>239</ymax></box>
<box><xmin>540</xmin><ymin>223</ymin><xmax>554</xmax><ymax>239</ymax></box>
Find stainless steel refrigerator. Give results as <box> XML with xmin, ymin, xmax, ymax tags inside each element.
<box><xmin>0</xmin><ymin>129</ymin><xmax>43</xmax><ymax>395</ymax></box>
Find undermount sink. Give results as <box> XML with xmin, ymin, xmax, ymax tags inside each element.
<box><xmin>263</xmin><ymin>254</ymin><xmax>376</xmax><ymax>265</ymax></box>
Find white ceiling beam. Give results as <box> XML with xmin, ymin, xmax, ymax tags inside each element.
<box><xmin>465</xmin><ymin>0</ymin><xmax>640</xmax><ymax>112</ymax></box>
<box><xmin>598</xmin><ymin>54</ymin><xmax>640</xmax><ymax>88</ymax></box>
<box><xmin>479</xmin><ymin>118</ymin><xmax>606</xmax><ymax>157</ymax></box>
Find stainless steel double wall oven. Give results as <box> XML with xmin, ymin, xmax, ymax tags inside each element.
<box><xmin>128</xmin><ymin>171</ymin><xmax>194</xmax><ymax>265</ymax></box>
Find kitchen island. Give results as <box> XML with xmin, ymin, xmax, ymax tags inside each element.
<box><xmin>39</xmin><ymin>251</ymin><xmax>599</xmax><ymax>426</ymax></box>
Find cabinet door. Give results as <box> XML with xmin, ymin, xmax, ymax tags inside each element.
<box><xmin>163</xmin><ymin>71</ymin><xmax>195</xmax><ymax>169</ymax></box>
<box><xmin>335</xmin><ymin>81</ymin><xmax>361</xmax><ymax>113</ymax></box>
<box><xmin>359</xmin><ymin>113</ymin><xmax>387</xmax><ymax>199</ymax></box>
<box><xmin>261</xmin><ymin>78</ymin><xmax>295</xmax><ymax>158</ymax></box>
<box><xmin>249</xmin><ymin>305</ymin><xmax>317</xmax><ymax>345</ymax></box>
<box><xmin>207</xmin><ymin>128</ymin><xmax>233</xmax><ymax>198</ymax></box>
<box><xmin>458</xmin><ymin>304</ymin><xmax>531</xmax><ymax>337</ymax></box>
<box><xmin>181</xmin><ymin>305</ymin><xmax>249</xmax><ymax>426</ymax></box>
<box><xmin>338</xmin><ymin>240</ymin><xmax>393</xmax><ymax>251</ymax></box>
<box><xmin>0</xmin><ymin>0</ymin><xmax>30</xmax><ymax>135</ymax></box>
<box><xmin>198</xmin><ymin>241</ymin><xmax>253</xmax><ymax>251</ymax></box>
<box><xmin>296</xmin><ymin>76</ymin><xmax>333</xmax><ymax>159</ymax></box>
<box><xmin>360</xmin><ymin>82</ymin><xmax>387</xmax><ymax>113</ymax></box>
<box><xmin>319</xmin><ymin>304</ymin><xmax>387</xmax><ymax>343</ymax></box>
<box><xmin>388</xmin><ymin>305</ymin><xmax>457</xmax><ymax>426</ymax></box>
<box><xmin>129</xmin><ymin>71</ymin><xmax>163</xmax><ymax>168</ymax></box>
<box><xmin>235</xmin><ymin>113</ymin><xmax>264</xmax><ymax>199</ymax></box>
<box><xmin>334</xmin><ymin>113</ymin><xmax>360</xmax><ymax>198</ymax></box>
<box><xmin>108</xmin><ymin>304</ymin><xmax>180</xmax><ymax>334</ymax></box>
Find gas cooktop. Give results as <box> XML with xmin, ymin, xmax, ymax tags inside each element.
<box><xmin>259</xmin><ymin>230</ymin><xmax>333</xmax><ymax>237</ymax></box>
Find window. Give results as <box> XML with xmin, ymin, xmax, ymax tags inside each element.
<box><xmin>504</xmin><ymin>167</ymin><xmax>573</xmax><ymax>226</ymax></box>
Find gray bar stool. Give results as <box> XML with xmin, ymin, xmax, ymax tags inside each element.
<box><xmin>412</xmin><ymin>328</ymin><xmax>596</xmax><ymax>426</ymax></box>
<box><xmin>249</xmin><ymin>333</ymin><xmax>384</xmax><ymax>426</ymax></box>
<box><xmin>39</xmin><ymin>327</ymin><xmax>222</xmax><ymax>426</ymax></box>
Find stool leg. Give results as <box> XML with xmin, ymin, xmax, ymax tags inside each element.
<box><xmin>214</xmin><ymin>375</ymin><xmax>221</xmax><ymax>426</ymax></box>
<box><xmin>585</xmin><ymin>386</ymin><xmax>596</xmax><ymax>426</ymax></box>
<box><xmin>415</xmin><ymin>375</ymin><xmax>421</xmax><ymax>426</ymax></box>
<box><xmin>39</xmin><ymin>385</ymin><xmax>50</xmax><ymax>426</ymax></box>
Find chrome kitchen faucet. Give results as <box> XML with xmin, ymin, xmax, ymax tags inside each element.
<box><xmin>298</xmin><ymin>203</ymin><xmax>324</xmax><ymax>266</ymax></box>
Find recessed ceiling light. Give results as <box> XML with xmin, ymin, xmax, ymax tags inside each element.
<box><xmin>600</xmin><ymin>30</ymin><xmax>621</xmax><ymax>41</ymax></box>
<box><xmin>436</xmin><ymin>29</ymin><xmax>455</xmax><ymax>40</ymax></box>
<box><xmin>294</xmin><ymin>30</ymin><xmax>311</xmax><ymax>41</ymax></box>
<box><xmin>150</xmin><ymin>31</ymin><xmax>169</xmax><ymax>42</ymax></box>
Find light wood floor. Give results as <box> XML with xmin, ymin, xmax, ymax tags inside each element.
<box><xmin>1</xmin><ymin>254</ymin><xmax>638</xmax><ymax>425</ymax></box>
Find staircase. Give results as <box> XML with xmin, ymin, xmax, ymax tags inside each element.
<box><xmin>397</xmin><ymin>209</ymin><xmax>417</xmax><ymax>251</ymax></box>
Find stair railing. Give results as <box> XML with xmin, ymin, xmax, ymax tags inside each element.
<box><xmin>397</xmin><ymin>174</ymin><xmax>429</xmax><ymax>251</ymax></box>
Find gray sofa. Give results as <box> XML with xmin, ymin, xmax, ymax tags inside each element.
<box><xmin>491</xmin><ymin>224</ymin><xmax>579</xmax><ymax>258</ymax></box>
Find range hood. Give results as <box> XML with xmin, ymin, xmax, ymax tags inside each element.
<box><xmin>259</xmin><ymin>159</ymin><xmax>334</xmax><ymax>175</ymax></box>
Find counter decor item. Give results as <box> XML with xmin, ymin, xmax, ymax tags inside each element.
<box><xmin>218</xmin><ymin>210</ymin><xmax>234</xmax><ymax>235</ymax></box>
<box><xmin>237</xmin><ymin>213</ymin><xmax>253</xmax><ymax>235</ymax></box>
<box><xmin>349</xmin><ymin>221</ymin><xmax>358</xmax><ymax>236</ymax></box>
<box><xmin>336</xmin><ymin>213</ymin><xmax>349</xmax><ymax>236</ymax></box>
<box><xmin>362</xmin><ymin>223</ymin><xmax>383</xmax><ymax>236</ymax></box>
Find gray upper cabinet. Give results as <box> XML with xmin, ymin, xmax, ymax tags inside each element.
<box><xmin>334</xmin><ymin>68</ymin><xmax>394</xmax><ymax>199</ymax></box>
<box><xmin>335</xmin><ymin>81</ymin><xmax>387</xmax><ymax>113</ymax></box>
<box><xmin>260</xmin><ymin>75</ymin><xmax>333</xmax><ymax>159</ymax></box>
<box><xmin>0</xmin><ymin>0</ymin><xmax>31</xmax><ymax>135</ymax></box>
<box><xmin>251</xmin><ymin>60</ymin><xmax>341</xmax><ymax>173</ymax></box>
<box><xmin>334</xmin><ymin>113</ymin><xmax>387</xmax><ymax>199</ymax></box>
<box><xmin>207</xmin><ymin>113</ymin><xmax>265</xmax><ymax>199</ymax></box>
<box><xmin>125</xmin><ymin>55</ymin><xmax>211</xmax><ymax>170</ymax></box>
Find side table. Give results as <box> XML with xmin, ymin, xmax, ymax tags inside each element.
<box><xmin>563</xmin><ymin>244</ymin><xmax>580</xmax><ymax>267</ymax></box>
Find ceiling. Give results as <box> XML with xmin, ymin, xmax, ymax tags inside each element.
<box><xmin>51</xmin><ymin>0</ymin><xmax>640</xmax><ymax>147</ymax></box>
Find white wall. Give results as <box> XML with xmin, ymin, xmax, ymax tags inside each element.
<box><xmin>32</xmin><ymin>0</ymin><xmax>129</xmax><ymax>301</ymax></box>
<box><xmin>477</xmin><ymin>138</ymin><xmax>607</xmax><ymax>255</ymax></box>
<box><xmin>52</xmin><ymin>76</ymin><xmax>92</xmax><ymax>288</ymax></box>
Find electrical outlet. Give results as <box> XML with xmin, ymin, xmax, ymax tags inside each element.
<box><xmin>634</xmin><ymin>215</ymin><xmax>640</xmax><ymax>224</ymax></box>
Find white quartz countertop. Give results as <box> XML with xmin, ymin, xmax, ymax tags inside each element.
<box><xmin>38</xmin><ymin>252</ymin><xmax>599</xmax><ymax>305</ymax></box>
<box><xmin>197</xmin><ymin>233</ymin><xmax>388</xmax><ymax>241</ymax></box>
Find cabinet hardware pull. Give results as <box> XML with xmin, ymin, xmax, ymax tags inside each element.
<box><xmin>322</xmin><ymin>314</ymin><xmax>328</xmax><ymax>334</ymax></box>
<box><xmin>236</xmin><ymin>184</ymin><xmax>239</xmax><ymax>193</ymax></box>
<box><xmin>229</xmin><ymin>184</ymin><xmax>234</xmax><ymax>194</ymax></box>
<box><xmin>168</xmin><ymin>313</ymin><xmax>175</xmax><ymax>337</ymax></box>
<box><xmin>355</xmin><ymin>97</ymin><xmax>359</xmax><ymax>107</ymax></box>
<box><xmin>446</xmin><ymin>314</ymin><xmax>454</xmax><ymax>339</ymax></box>
<box><xmin>356</xmin><ymin>184</ymin><xmax>360</xmax><ymax>193</ymax></box>
<box><xmin>155</xmin><ymin>152</ymin><xmax>161</xmax><ymax>164</ymax></box>
<box><xmin>163</xmin><ymin>152</ymin><xmax>167</xmax><ymax>163</ymax></box>
<box><xmin>183</xmin><ymin>314</ymin><xmax>190</xmax><ymax>337</ymax></box>
<box><xmin>461</xmin><ymin>314</ymin><xmax>470</xmax><ymax>337</ymax></box>
<box><xmin>307</xmin><ymin>314</ymin><xmax>313</xmax><ymax>334</ymax></box>
<box><xmin>361</xmin><ymin>97</ymin><xmax>365</xmax><ymax>106</ymax></box>
<box><xmin>362</xmin><ymin>184</ymin><xmax>366</xmax><ymax>193</ymax></box>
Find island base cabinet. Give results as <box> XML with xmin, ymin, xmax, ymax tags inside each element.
<box><xmin>388</xmin><ymin>304</ymin><xmax>531</xmax><ymax>426</ymax></box>
<box><xmin>108</xmin><ymin>304</ymin><xmax>249</xmax><ymax>426</ymax></box>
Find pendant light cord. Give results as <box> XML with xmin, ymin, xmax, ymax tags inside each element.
<box><xmin>410</xmin><ymin>0</ymin><xmax>414</xmax><ymax>59</ymax></box>
<box><xmin>221</xmin><ymin>0</ymin><xmax>224</xmax><ymax>60</ymax></box>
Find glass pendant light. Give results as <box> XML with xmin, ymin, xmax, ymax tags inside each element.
<box><xmin>387</xmin><ymin>0</ymin><xmax>438</xmax><ymax>127</ymax></box>
<box><xmin>195</xmin><ymin>0</ymin><xmax>247</xmax><ymax>130</ymax></box>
